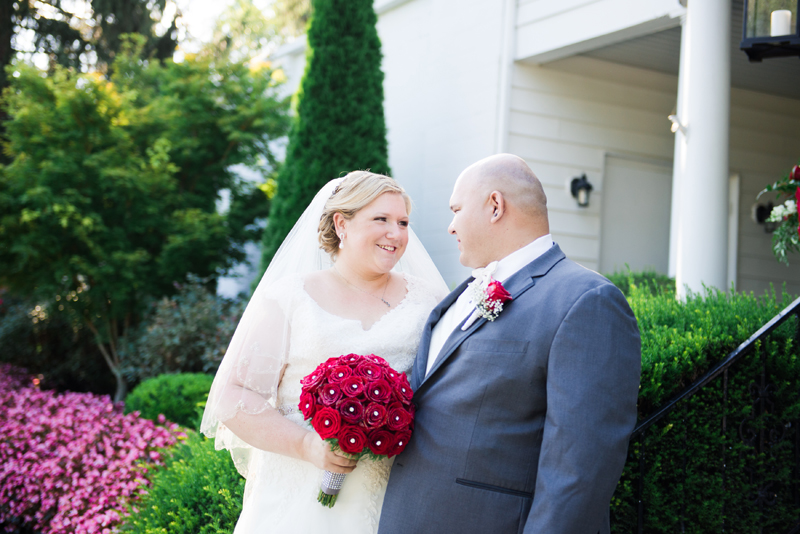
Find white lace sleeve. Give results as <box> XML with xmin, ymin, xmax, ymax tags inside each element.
<box><xmin>200</xmin><ymin>275</ymin><xmax>301</xmax><ymax>476</ymax></box>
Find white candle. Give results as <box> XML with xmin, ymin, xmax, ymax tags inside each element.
<box><xmin>770</xmin><ymin>10</ymin><xmax>792</xmax><ymax>36</ymax></box>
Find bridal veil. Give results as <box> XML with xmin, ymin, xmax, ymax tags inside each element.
<box><xmin>200</xmin><ymin>177</ymin><xmax>447</xmax><ymax>476</ymax></box>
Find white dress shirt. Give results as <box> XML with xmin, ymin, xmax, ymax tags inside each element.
<box><xmin>425</xmin><ymin>234</ymin><xmax>554</xmax><ymax>376</ymax></box>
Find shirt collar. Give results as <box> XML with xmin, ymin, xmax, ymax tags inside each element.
<box><xmin>492</xmin><ymin>234</ymin><xmax>554</xmax><ymax>283</ymax></box>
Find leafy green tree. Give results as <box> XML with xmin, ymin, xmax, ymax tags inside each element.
<box><xmin>0</xmin><ymin>38</ymin><xmax>288</xmax><ymax>401</ymax></box>
<box><xmin>5</xmin><ymin>1</ymin><xmax>177</xmax><ymax>78</ymax></box>
<box><xmin>258</xmin><ymin>0</ymin><xmax>390</xmax><ymax>273</ymax></box>
<box><xmin>202</xmin><ymin>0</ymin><xmax>311</xmax><ymax>63</ymax></box>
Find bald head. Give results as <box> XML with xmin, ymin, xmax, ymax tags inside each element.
<box><xmin>448</xmin><ymin>154</ymin><xmax>550</xmax><ymax>268</ymax></box>
<box><xmin>458</xmin><ymin>154</ymin><xmax>548</xmax><ymax>222</ymax></box>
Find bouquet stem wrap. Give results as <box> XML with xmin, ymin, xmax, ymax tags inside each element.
<box><xmin>319</xmin><ymin>470</ymin><xmax>347</xmax><ymax>507</ymax></box>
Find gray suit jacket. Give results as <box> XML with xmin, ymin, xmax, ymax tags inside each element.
<box><xmin>378</xmin><ymin>244</ymin><xmax>641</xmax><ymax>534</ymax></box>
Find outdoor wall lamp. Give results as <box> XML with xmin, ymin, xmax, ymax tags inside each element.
<box><xmin>751</xmin><ymin>201</ymin><xmax>778</xmax><ymax>233</ymax></box>
<box><xmin>570</xmin><ymin>174</ymin><xmax>593</xmax><ymax>208</ymax></box>
<box><xmin>741</xmin><ymin>0</ymin><xmax>800</xmax><ymax>61</ymax></box>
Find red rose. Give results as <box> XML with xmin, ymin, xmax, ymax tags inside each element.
<box><xmin>791</xmin><ymin>165</ymin><xmax>800</xmax><ymax>181</ymax></box>
<box><xmin>328</xmin><ymin>365</ymin><xmax>353</xmax><ymax>383</ymax></box>
<box><xmin>366</xmin><ymin>354</ymin><xmax>388</xmax><ymax>366</ymax></box>
<box><xmin>388</xmin><ymin>430</ymin><xmax>412</xmax><ymax>457</ymax></box>
<box><xmin>339</xmin><ymin>398</ymin><xmax>364</xmax><ymax>424</ymax></box>
<box><xmin>383</xmin><ymin>367</ymin><xmax>401</xmax><ymax>382</ymax></box>
<box><xmin>319</xmin><ymin>383</ymin><xmax>343</xmax><ymax>406</ymax></box>
<box><xmin>486</xmin><ymin>280</ymin><xmax>512</xmax><ymax>304</ymax></box>
<box><xmin>355</xmin><ymin>361</ymin><xmax>383</xmax><ymax>380</ymax></box>
<box><xmin>367</xmin><ymin>429</ymin><xmax>393</xmax><ymax>456</ymax></box>
<box><xmin>796</xmin><ymin>187</ymin><xmax>800</xmax><ymax>239</ymax></box>
<box><xmin>312</xmin><ymin>407</ymin><xmax>341</xmax><ymax>439</ymax></box>
<box><xmin>341</xmin><ymin>376</ymin><xmax>366</xmax><ymax>397</ymax></box>
<box><xmin>393</xmin><ymin>374</ymin><xmax>413</xmax><ymax>404</ymax></box>
<box><xmin>365</xmin><ymin>379</ymin><xmax>393</xmax><ymax>403</ymax></box>
<box><xmin>338</xmin><ymin>425</ymin><xmax>368</xmax><ymax>454</ymax></box>
<box><xmin>364</xmin><ymin>402</ymin><xmax>388</xmax><ymax>428</ymax></box>
<box><xmin>301</xmin><ymin>367</ymin><xmax>326</xmax><ymax>389</ymax></box>
<box><xmin>386</xmin><ymin>402</ymin><xmax>413</xmax><ymax>431</ymax></box>
<box><xmin>299</xmin><ymin>391</ymin><xmax>317</xmax><ymax>419</ymax></box>
<box><xmin>339</xmin><ymin>354</ymin><xmax>363</xmax><ymax>366</ymax></box>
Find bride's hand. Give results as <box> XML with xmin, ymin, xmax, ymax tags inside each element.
<box><xmin>301</xmin><ymin>432</ymin><xmax>358</xmax><ymax>474</ymax></box>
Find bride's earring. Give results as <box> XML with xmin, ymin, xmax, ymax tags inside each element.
<box><xmin>339</xmin><ymin>233</ymin><xmax>344</xmax><ymax>249</ymax></box>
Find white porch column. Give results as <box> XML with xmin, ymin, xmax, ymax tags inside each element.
<box><xmin>668</xmin><ymin>14</ymin><xmax>689</xmax><ymax>279</ymax></box>
<box><xmin>672</xmin><ymin>0</ymin><xmax>731</xmax><ymax>298</ymax></box>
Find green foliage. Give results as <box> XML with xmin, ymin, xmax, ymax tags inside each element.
<box><xmin>259</xmin><ymin>0</ymin><xmax>390</xmax><ymax>274</ymax></box>
<box><xmin>0</xmin><ymin>37</ymin><xmax>287</xmax><ymax>400</ymax></box>
<box><xmin>126</xmin><ymin>279</ymin><xmax>243</xmax><ymax>382</ymax></box>
<box><xmin>0</xmin><ymin>291</ymin><xmax>115</xmax><ymax>394</ymax></box>
<box><xmin>606</xmin><ymin>269</ymin><xmax>675</xmax><ymax>297</ymax></box>
<box><xmin>124</xmin><ymin>373</ymin><xmax>214</xmax><ymax>429</ymax></box>
<box><xmin>610</xmin><ymin>286</ymin><xmax>800</xmax><ymax>532</ymax></box>
<box><xmin>5</xmin><ymin>0</ymin><xmax>177</xmax><ymax>80</ymax></box>
<box><xmin>758</xmin><ymin>166</ymin><xmax>799</xmax><ymax>265</ymax></box>
<box><xmin>121</xmin><ymin>431</ymin><xmax>243</xmax><ymax>533</ymax></box>
<box><xmin>202</xmin><ymin>0</ymin><xmax>311</xmax><ymax>63</ymax></box>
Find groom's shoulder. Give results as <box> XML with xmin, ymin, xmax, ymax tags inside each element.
<box><xmin>540</xmin><ymin>254</ymin><xmax>620</xmax><ymax>298</ymax></box>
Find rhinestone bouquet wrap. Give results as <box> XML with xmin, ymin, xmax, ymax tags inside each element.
<box><xmin>299</xmin><ymin>354</ymin><xmax>415</xmax><ymax>508</ymax></box>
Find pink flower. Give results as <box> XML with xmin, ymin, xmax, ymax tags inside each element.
<box><xmin>0</xmin><ymin>365</ymin><xmax>182</xmax><ymax>534</ymax></box>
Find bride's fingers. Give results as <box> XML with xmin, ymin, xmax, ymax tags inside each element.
<box><xmin>326</xmin><ymin>462</ymin><xmax>356</xmax><ymax>474</ymax></box>
<box><xmin>329</xmin><ymin>452</ymin><xmax>357</xmax><ymax>466</ymax></box>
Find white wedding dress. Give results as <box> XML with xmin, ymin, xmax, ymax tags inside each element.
<box><xmin>227</xmin><ymin>272</ymin><xmax>441</xmax><ymax>534</ymax></box>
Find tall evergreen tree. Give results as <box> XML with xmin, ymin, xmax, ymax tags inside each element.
<box><xmin>258</xmin><ymin>0</ymin><xmax>390</xmax><ymax>273</ymax></box>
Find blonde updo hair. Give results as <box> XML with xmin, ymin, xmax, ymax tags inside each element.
<box><xmin>318</xmin><ymin>170</ymin><xmax>412</xmax><ymax>258</ymax></box>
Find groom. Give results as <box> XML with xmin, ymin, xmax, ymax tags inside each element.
<box><xmin>379</xmin><ymin>154</ymin><xmax>641</xmax><ymax>534</ymax></box>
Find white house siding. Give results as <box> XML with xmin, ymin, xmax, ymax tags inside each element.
<box><xmin>515</xmin><ymin>0</ymin><xmax>683</xmax><ymax>64</ymax></box>
<box><xmin>376</xmin><ymin>0</ymin><xmax>508</xmax><ymax>286</ymax></box>
<box><xmin>507</xmin><ymin>56</ymin><xmax>677</xmax><ymax>273</ymax></box>
<box><xmin>730</xmin><ymin>88</ymin><xmax>800</xmax><ymax>297</ymax></box>
<box><xmin>509</xmin><ymin>55</ymin><xmax>800</xmax><ymax>295</ymax></box>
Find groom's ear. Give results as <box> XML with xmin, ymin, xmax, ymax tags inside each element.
<box><xmin>489</xmin><ymin>191</ymin><xmax>505</xmax><ymax>223</ymax></box>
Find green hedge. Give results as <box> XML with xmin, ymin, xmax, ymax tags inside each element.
<box><xmin>610</xmin><ymin>284</ymin><xmax>800</xmax><ymax>532</ymax></box>
<box><xmin>124</xmin><ymin>373</ymin><xmax>214</xmax><ymax>429</ymax></box>
<box><xmin>606</xmin><ymin>269</ymin><xmax>675</xmax><ymax>297</ymax></box>
<box><xmin>122</xmin><ymin>431</ymin><xmax>243</xmax><ymax>533</ymax></box>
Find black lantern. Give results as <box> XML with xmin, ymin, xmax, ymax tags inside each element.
<box><xmin>741</xmin><ymin>0</ymin><xmax>800</xmax><ymax>61</ymax></box>
<box><xmin>570</xmin><ymin>174</ymin><xmax>593</xmax><ymax>208</ymax></box>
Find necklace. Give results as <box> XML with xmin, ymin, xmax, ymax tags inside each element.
<box><xmin>333</xmin><ymin>265</ymin><xmax>391</xmax><ymax>307</ymax></box>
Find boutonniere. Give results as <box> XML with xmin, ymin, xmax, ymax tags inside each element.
<box><xmin>461</xmin><ymin>270</ymin><xmax>512</xmax><ymax>331</ymax></box>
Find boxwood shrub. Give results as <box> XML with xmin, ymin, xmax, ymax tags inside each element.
<box><xmin>121</xmin><ymin>431</ymin><xmax>243</xmax><ymax>534</ymax></box>
<box><xmin>124</xmin><ymin>373</ymin><xmax>214</xmax><ymax>429</ymax></box>
<box><xmin>610</xmin><ymin>284</ymin><xmax>800</xmax><ymax>532</ymax></box>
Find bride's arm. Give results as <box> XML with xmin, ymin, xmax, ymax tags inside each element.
<box><xmin>221</xmin><ymin>387</ymin><xmax>357</xmax><ymax>474</ymax></box>
<box><xmin>203</xmin><ymin>277</ymin><xmax>355</xmax><ymax>474</ymax></box>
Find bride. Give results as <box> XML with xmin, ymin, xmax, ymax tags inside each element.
<box><xmin>201</xmin><ymin>171</ymin><xmax>448</xmax><ymax>533</ymax></box>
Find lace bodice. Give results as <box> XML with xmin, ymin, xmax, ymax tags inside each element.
<box><xmin>275</xmin><ymin>272</ymin><xmax>439</xmax><ymax>414</ymax></box>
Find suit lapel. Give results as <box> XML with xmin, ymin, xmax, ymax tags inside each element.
<box><xmin>415</xmin><ymin>244</ymin><xmax>567</xmax><ymax>393</ymax></box>
<box><xmin>410</xmin><ymin>278</ymin><xmax>472</xmax><ymax>391</ymax></box>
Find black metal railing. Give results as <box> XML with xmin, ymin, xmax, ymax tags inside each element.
<box><xmin>628</xmin><ymin>295</ymin><xmax>800</xmax><ymax>534</ymax></box>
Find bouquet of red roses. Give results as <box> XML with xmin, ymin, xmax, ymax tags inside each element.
<box><xmin>299</xmin><ymin>353</ymin><xmax>415</xmax><ymax>507</ymax></box>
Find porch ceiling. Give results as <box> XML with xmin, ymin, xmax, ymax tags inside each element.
<box><xmin>579</xmin><ymin>1</ymin><xmax>800</xmax><ymax>101</ymax></box>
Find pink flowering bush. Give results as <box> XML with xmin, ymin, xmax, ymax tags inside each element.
<box><xmin>0</xmin><ymin>365</ymin><xmax>185</xmax><ymax>533</ymax></box>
